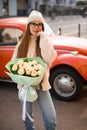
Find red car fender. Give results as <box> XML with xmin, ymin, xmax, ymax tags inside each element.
<box><xmin>50</xmin><ymin>53</ymin><xmax>87</xmax><ymax>80</ymax></box>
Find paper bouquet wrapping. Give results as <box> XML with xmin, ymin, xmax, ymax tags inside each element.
<box><xmin>5</xmin><ymin>57</ymin><xmax>47</xmax><ymax>102</ymax></box>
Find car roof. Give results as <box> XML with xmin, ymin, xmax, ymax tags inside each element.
<box><xmin>0</xmin><ymin>17</ymin><xmax>27</xmax><ymax>31</ymax></box>
<box><xmin>0</xmin><ymin>17</ymin><xmax>54</xmax><ymax>36</ymax></box>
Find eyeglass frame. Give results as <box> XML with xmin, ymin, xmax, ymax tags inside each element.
<box><xmin>29</xmin><ymin>22</ymin><xmax>43</xmax><ymax>28</ymax></box>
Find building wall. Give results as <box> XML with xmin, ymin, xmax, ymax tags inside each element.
<box><xmin>17</xmin><ymin>0</ymin><xmax>26</xmax><ymax>10</ymax></box>
<box><xmin>17</xmin><ymin>0</ymin><xmax>27</xmax><ymax>15</ymax></box>
<box><xmin>0</xmin><ymin>0</ymin><xmax>78</xmax><ymax>17</ymax></box>
<box><xmin>8</xmin><ymin>0</ymin><xmax>17</xmax><ymax>16</ymax></box>
<box><xmin>0</xmin><ymin>0</ymin><xmax>3</xmax><ymax>16</ymax></box>
<box><xmin>56</xmin><ymin>0</ymin><xmax>75</xmax><ymax>6</ymax></box>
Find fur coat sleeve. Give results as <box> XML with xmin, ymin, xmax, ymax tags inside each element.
<box><xmin>39</xmin><ymin>31</ymin><xmax>57</xmax><ymax>66</ymax></box>
<box><xmin>39</xmin><ymin>32</ymin><xmax>57</xmax><ymax>91</ymax></box>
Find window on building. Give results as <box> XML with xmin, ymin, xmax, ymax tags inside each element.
<box><xmin>3</xmin><ymin>0</ymin><xmax>8</xmax><ymax>16</ymax></box>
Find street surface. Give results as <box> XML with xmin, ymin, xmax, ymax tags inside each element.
<box><xmin>45</xmin><ymin>15</ymin><xmax>87</xmax><ymax>39</ymax></box>
<box><xmin>0</xmin><ymin>82</ymin><xmax>87</xmax><ymax>130</ymax></box>
<box><xmin>0</xmin><ymin>15</ymin><xmax>87</xmax><ymax>130</ymax></box>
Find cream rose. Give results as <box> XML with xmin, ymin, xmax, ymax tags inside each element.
<box><xmin>18</xmin><ymin>67</ymin><xmax>25</xmax><ymax>75</ymax></box>
<box><xmin>12</xmin><ymin>64</ymin><xmax>18</xmax><ymax>71</ymax></box>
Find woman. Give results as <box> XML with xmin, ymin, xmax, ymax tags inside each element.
<box><xmin>12</xmin><ymin>10</ymin><xmax>57</xmax><ymax>130</ymax></box>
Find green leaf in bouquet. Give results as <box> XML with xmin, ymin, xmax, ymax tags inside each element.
<box><xmin>23</xmin><ymin>58</ymin><xmax>29</xmax><ymax>62</ymax></box>
<box><xmin>5</xmin><ymin>58</ymin><xmax>19</xmax><ymax>71</ymax></box>
<box><xmin>10</xmin><ymin>64</ymin><xmax>18</xmax><ymax>74</ymax></box>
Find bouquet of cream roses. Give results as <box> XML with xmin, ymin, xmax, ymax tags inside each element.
<box><xmin>5</xmin><ymin>57</ymin><xmax>47</xmax><ymax>102</ymax></box>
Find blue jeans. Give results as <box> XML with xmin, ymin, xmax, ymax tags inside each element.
<box><xmin>21</xmin><ymin>89</ymin><xmax>56</xmax><ymax>130</ymax></box>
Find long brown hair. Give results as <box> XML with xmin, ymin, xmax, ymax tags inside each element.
<box><xmin>16</xmin><ymin>24</ymin><xmax>44</xmax><ymax>58</ymax></box>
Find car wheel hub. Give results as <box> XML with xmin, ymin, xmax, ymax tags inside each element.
<box><xmin>54</xmin><ymin>74</ymin><xmax>76</xmax><ymax>97</ymax></box>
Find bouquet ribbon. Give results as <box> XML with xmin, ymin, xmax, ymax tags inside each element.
<box><xmin>21</xmin><ymin>85</ymin><xmax>35</xmax><ymax>121</ymax></box>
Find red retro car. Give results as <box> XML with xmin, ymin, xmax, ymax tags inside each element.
<box><xmin>0</xmin><ymin>17</ymin><xmax>87</xmax><ymax>101</ymax></box>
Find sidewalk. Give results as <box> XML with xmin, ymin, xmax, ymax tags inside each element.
<box><xmin>45</xmin><ymin>15</ymin><xmax>87</xmax><ymax>39</ymax></box>
<box><xmin>0</xmin><ymin>82</ymin><xmax>87</xmax><ymax>130</ymax></box>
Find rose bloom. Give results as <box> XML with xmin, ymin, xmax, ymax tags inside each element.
<box><xmin>18</xmin><ymin>67</ymin><xmax>25</xmax><ymax>75</ymax></box>
<box><xmin>12</xmin><ymin>64</ymin><xmax>18</xmax><ymax>71</ymax></box>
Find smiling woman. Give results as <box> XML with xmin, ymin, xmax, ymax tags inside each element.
<box><xmin>10</xmin><ymin>10</ymin><xmax>57</xmax><ymax>130</ymax></box>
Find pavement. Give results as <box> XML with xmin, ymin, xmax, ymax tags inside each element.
<box><xmin>45</xmin><ymin>15</ymin><xmax>87</xmax><ymax>39</ymax></box>
<box><xmin>0</xmin><ymin>82</ymin><xmax>87</xmax><ymax>130</ymax></box>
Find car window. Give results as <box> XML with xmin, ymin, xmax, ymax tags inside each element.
<box><xmin>0</xmin><ymin>28</ymin><xmax>23</xmax><ymax>46</ymax></box>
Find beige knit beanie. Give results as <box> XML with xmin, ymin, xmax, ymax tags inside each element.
<box><xmin>27</xmin><ymin>10</ymin><xmax>44</xmax><ymax>24</ymax></box>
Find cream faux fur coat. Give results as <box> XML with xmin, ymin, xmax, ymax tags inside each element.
<box><xmin>12</xmin><ymin>32</ymin><xmax>57</xmax><ymax>91</ymax></box>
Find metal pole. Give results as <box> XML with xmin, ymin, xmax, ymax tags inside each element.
<box><xmin>58</xmin><ymin>28</ymin><xmax>62</xmax><ymax>35</ymax></box>
<box><xmin>78</xmin><ymin>24</ymin><xmax>80</xmax><ymax>37</ymax></box>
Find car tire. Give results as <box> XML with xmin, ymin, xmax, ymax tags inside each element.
<box><xmin>50</xmin><ymin>67</ymin><xmax>84</xmax><ymax>101</ymax></box>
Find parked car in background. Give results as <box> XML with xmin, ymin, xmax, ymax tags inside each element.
<box><xmin>0</xmin><ymin>17</ymin><xmax>87</xmax><ymax>101</ymax></box>
<box><xmin>75</xmin><ymin>0</ymin><xmax>87</xmax><ymax>17</ymax></box>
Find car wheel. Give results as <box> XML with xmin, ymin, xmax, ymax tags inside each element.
<box><xmin>50</xmin><ymin>67</ymin><xmax>84</xmax><ymax>101</ymax></box>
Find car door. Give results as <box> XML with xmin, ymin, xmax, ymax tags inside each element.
<box><xmin>0</xmin><ymin>28</ymin><xmax>23</xmax><ymax>79</ymax></box>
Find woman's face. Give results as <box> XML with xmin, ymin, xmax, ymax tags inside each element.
<box><xmin>29</xmin><ymin>21</ymin><xmax>43</xmax><ymax>36</ymax></box>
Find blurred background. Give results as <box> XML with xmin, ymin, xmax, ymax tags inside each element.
<box><xmin>0</xmin><ymin>0</ymin><xmax>87</xmax><ymax>18</ymax></box>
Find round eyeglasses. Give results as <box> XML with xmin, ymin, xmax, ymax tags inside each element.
<box><xmin>30</xmin><ymin>22</ymin><xmax>43</xmax><ymax>28</ymax></box>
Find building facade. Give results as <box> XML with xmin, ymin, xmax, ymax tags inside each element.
<box><xmin>0</xmin><ymin>0</ymin><xmax>36</xmax><ymax>17</ymax></box>
<box><xmin>0</xmin><ymin>0</ymin><xmax>82</xmax><ymax>17</ymax></box>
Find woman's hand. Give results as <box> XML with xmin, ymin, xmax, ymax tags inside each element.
<box><xmin>37</xmin><ymin>31</ymin><xmax>45</xmax><ymax>37</ymax></box>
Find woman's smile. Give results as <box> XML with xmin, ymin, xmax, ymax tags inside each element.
<box><xmin>29</xmin><ymin>21</ymin><xmax>43</xmax><ymax>36</ymax></box>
